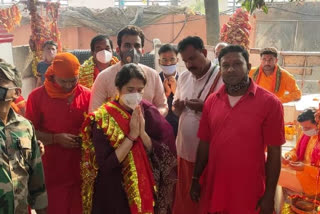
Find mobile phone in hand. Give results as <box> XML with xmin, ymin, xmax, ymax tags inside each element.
<box><xmin>75</xmin><ymin>136</ymin><xmax>82</xmax><ymax>144</ymax></box>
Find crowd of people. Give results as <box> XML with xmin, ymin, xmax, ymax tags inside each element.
<box><xmin>1</xmin><ymin>23</ymin><xmax>317</xmax><ymax>214</ymax></box>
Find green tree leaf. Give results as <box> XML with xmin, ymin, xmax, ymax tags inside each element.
<box><xmin>262</xmin><ymin>5</ymin><xmax>268</xmax><ymax>13</ymax></box>
<box><xmin>238</xmin><ymin>0</ymin><xmax>299</xmax><ymax>14</ymax></box>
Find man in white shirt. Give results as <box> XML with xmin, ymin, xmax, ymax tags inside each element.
<box><xmin>172</xmin><ymin>36</ymin><xmax>224</xmax><ymax>214</ymax></box>
<box><xmin>213</xmin><ymin>42</ymin><xmax>228</xmax><ymax>66</ymax></box>
<box><xmin>89</xmin><ymin>25</ymin><xmax>168</xmax><ymax>115</ymax></box>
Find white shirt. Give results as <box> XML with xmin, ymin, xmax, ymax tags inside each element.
<box><xmin>174</xmin><ymin>62</ymin><xmax>223</xmax><ymax>162</ymax></box>
<box><xmin>89</xmin><ymin>62</ymin><xmax>168</xmax><ymax>115</ymax></box>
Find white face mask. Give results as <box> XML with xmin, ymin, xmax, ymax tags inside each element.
<box><xmin>96</xmin><ymin>50</ymin><xmax>112</xmax><ymax>64</ymax></box>
<box><xmin>304</xmin><ymin>129</ymin><xmax>318</xmax><ymax>136</ymax></box>
<box><xmin>160</xmin><ymin>64</ymin><xmax>177</xmax><ymax>76</ymax></box>
<box><xmin>120</xmin><ymin>92</ymin><xmax>142</xmax><ymax>110</ymax></box>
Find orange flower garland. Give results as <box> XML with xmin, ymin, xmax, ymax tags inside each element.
<box><xmin>28</xmin><ymin>0</ymin><xmax>61</xmax><ymax>76</ymax></box>
<box><xmin>0</xmin><ymin>4</ymin><xmax>21</xmax><ymax>32</ymax></box>
<box><xmin>220</xmin><ymin>8</ymin><xmax>251</xmax><ymax>49</ymax></box>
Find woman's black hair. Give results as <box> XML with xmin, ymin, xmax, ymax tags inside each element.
<box><xmin>115</xmin><ymin>63</ymin><xmax>147</xmax><ymax>90</ymax></box>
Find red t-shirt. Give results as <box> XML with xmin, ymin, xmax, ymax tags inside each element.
<box><xmin>198</xmin><ymin>80</ymin><xmax>285</xmax><ymax>213</ymax></box>
<box><xmin>25</xmin><ymin>85</ymin><xmax>90</xmax><ymax>214</ymax></box>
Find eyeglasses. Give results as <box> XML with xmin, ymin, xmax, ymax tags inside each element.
<box><xmin>160</xmin><ymin>58</ymin><xmax>178</xmax><ymax>65</ymax></box>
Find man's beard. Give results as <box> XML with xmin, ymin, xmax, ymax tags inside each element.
<box><xmin>224</xmin><ymin>75</ymin><xmax>250</xmax><ymax>94</ymax></box>
<box><xmin>263</xmin><ymin>65</ymin><xmax>274</xmax><ymax>72</ymax></box>
<box><xmin>63</xmin><ymin>85</ymin><xmax>77</xmax><ymax>93</ymax></box>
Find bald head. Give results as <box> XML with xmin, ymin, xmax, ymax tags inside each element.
<box><xmin>215</xmin><ymin>42</ymin><xmax>228</xmax><ymax>58</ymax></box>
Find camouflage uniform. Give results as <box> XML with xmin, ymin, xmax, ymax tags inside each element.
<box><xmin>0</xmin><ymin>109</ymin><xmax>48</xmax><ymax>214</ymax></box>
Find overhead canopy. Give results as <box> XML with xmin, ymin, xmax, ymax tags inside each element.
<box><xmin>19</xmin><ymin>5</ymin><xmax>190</xmax><ymax>36</ymax></box>
<box><xmin>59</xmin><ymin>5</ymin><xmax>190</xmax><ymax>35</ymax></box>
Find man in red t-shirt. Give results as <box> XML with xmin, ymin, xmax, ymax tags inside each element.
<box><xmin>26</xmin><ymin>53</ymin><xmax>91</xmax><ymax>214</ymax></box>
<box><xmin>190</xmin><ymin>45</ymin><xmax>285</xmax><ymax>214</ymax></box>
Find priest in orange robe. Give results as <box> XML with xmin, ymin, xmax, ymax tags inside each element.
<box><xmin>249</xmin><ymin>47</ymin><xmax>301</xmax><ymax>103</ymax></box>
<box><xmin>25</xmin><ymin>52</ymin><xmax>91</xmax><ymax>214</ymax></box>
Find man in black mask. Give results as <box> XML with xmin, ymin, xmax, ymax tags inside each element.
<box><xmin>0</xmin><ymin>59</ymin><xmax>47</xmax><ymax>214</ymax></box>
<box><xmin>89</xmin><ymin>25</ymin><xmax>168</xmax><ymax>116</ymax></box>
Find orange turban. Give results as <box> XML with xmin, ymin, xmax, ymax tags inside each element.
<box><xmin>45</xmin><ymin>52</ymin><xmax>80</xmax><ymax>79</ymax></box>
<box><xmin>44</xmin><ymin>52</ymin><xmax>80</xmax><ymax>99</ymax></box>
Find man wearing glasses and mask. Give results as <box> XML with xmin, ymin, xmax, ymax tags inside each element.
<box><xmin>0</xmin><ymin>59</ymin><xmax>47</xmax><ymax>214</ymax></box>
<box><xmin>89</xmin><ymin>25</ymin><xmax>168</xmax><ymax>115</ymax></box>
<box><xmin>158</xmin><ymin>44</ymin><xmax>179</xmax><ymax>136</ymax></box>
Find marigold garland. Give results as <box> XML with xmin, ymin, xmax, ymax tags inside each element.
<box><xmin>220</xmin><ymin>8</ymin><xmax>251</xmax><ymax>49</ymax></box>
<box><xmin>80</xmin><ymin>102</ymin><xmax>156</xmax><ymax>214</ymax></box>
<box><xmin>0</xmin><ymin>4</ymin><xmax>21</xmax><ymax>32</ymax></box>
<box><xmin>28</xmin><ymin>0</ymin><xmax>61</xmax><ymax>76</ymax></box>
<box><xmin>79</xmin><ymin>56</ymin><xmax>119</xmax><ymax>89</ymax></box>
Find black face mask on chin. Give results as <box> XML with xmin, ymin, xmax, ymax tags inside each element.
<box><xmin>0</xmin><ymin>86</ymin><xmax>16</xmax><ymax>102</ymax></box>
<box><xmin>224</xmin><ymin>75</ymin><xmax>250</xmax><ymax>93</ymax></box>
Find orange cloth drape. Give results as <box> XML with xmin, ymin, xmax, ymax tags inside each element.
<box><xmin>173</xmin><ymin>157</ymin><xmax>201</xmax><ymax>214</ymax></box>
<box><xmin>296</xmin><ymin>165</ymin><xmax>320</xmax><ymax>196</ymax></box>
<box><xmin>284</xmin><ymin>134</ymin><xmax>320</xmax><ymax>196</ymax></box>
<box><xmin>44</xmin><ymin>52</ymin><xmax>80</xmax><ymax>99</ymax></box>
<box><xmin>285</xmin><ymin>134</ymin><xmax>318</xmax><ymax>164</ymax></box>
<box><xmin>249</xmin><ymin>66</ymin><xmax>302</xmax><ymax>103</ymax></box>
<box><xmin>255</xmin><ymin>65</ymin><xmax>279</xmax><ymax>93</ymax></box>
<box><xmin>11</xmin><ymin>95</ymin><xmax>26</xmax><ymax>116</ymax></box>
